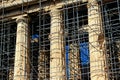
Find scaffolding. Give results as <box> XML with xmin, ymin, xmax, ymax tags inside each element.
<box><xmin>0</xmin><ymin>0</ymin><xmax>120</xmax><ymax>80</ymax></box>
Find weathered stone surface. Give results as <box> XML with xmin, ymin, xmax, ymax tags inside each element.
<box><xmin>14</xmin><ymin>16</ymin><xmax>30</xmax><ymax>80</ymax></box>
<box><xmin>50</xmin><ymin>8</ymin><xmax>65</xmax><ymax>80</ymax></box>
<box><xmin>88</xmin><ymin>0</ymin><xmax>108</xmax><ymax>80</ymax></box>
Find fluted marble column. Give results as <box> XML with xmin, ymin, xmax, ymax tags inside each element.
<box><xmin>14</xmin><ymin>16</ymin><xmax>30</xmax><ymax>80</ymax></box>
<box><xmin>9</xmin><ymin>68</ymin><xmax>13</xmax><ymax>80</ymax></box>
<box><xmin>38</xmin><ymin>50</ymin><xmax>50</xmax><ymax>79</ymax></box>
<box><xmin>69</xmin><ymin>43</ymin><xmax>81</xmax><ymax>80</ymax></box>
<box><xmin>88</xmin><ymin>1</ymin><xmax>108</xmax><ymax>80</ymax></box>
<box><xmin>50</xmin><ymin>8</ymin><xmax>65</xmax><ymax>80</ymax></box>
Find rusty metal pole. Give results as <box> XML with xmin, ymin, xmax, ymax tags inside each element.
<box><xmin>13</xmin><ymin>16</ymin><xmax>30</xmax><ymax>80</ymax></box>
<box><xmin>50</xmin><ymin>8</ymin><xmax>65</xmax><ymax>80</ymax></box>
<box><xmin>88</xmin><ymin>0</ymin><xmax>108</xmax><ymax>80</ymax></box>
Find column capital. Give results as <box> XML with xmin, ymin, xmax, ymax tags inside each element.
<box><xmin>50</xmin><ymin>8</ymin><xmax>61</xmax><ymax>17</ymax></box>
<box><xmin>88</xmin><ymin>0</ymin><xmax>98</xmax><ymax>3</ymax></box>
<box><xmin>16</xmin><ymin>16</ymin><xmax>30</xmax><ymax>24</ymax></box>
<box><xmin>87</xmin><ymin>0</ymin><xmax>98</xmax><ymax>8</ymax></box>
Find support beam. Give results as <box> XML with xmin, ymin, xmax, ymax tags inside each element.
<box><xmin>88</xmin><ymin>0</ymin><xmax>108</xmax><ymax>80</ymax></box>
<box><xmin>0</xmin><ymin>0</ymin><xmax>87</xmax><ymax>21</ymax></box>
<box><xmin>0</xmin><ymin>0</ymin><xmax>114</xmax><ymax>21</ymax></box>
<box><xmin>0</xmin><ymin>0</ymin><xmax>86</xmax><ymax>9</ymax></box>
<box><xmin>0</xmin><ymin>0</ymin><xmax>38</xmax><ymax>8</ymax></box>
<box><xmin>13</xmin><ymin>16</ymin><xmax>30</xmax><ymax>80</ymax></box>
<box><xmin>50</xmin><ymin>8</ymin><xmax>65</xmax><ymax>80</ymax></box>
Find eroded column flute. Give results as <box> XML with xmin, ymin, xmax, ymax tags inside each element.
<box><xmin>50</xmin><ymin>8</ymin><xmax>65</xmax><ymax>80</ymax></box>
<box><xmin>14</xmin><ymin>16</ymin><xmax>30</xmax><ymax>80</ymax></box>
<box><xmin>88</xmin><ymin>0</ymin><xmax>108</xmax><ymax>80</ymax></box>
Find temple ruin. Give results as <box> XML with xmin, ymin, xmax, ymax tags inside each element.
<box><xmin>0</xmin><ymin>0</ymin><xmax>120</xmax><ymax>80</ymax></box>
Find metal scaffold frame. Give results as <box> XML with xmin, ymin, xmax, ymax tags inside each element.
<box><xmin>0</xmin><ymin>0</ymin><xmax>120</xmax><ymax>80</ymax></box>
